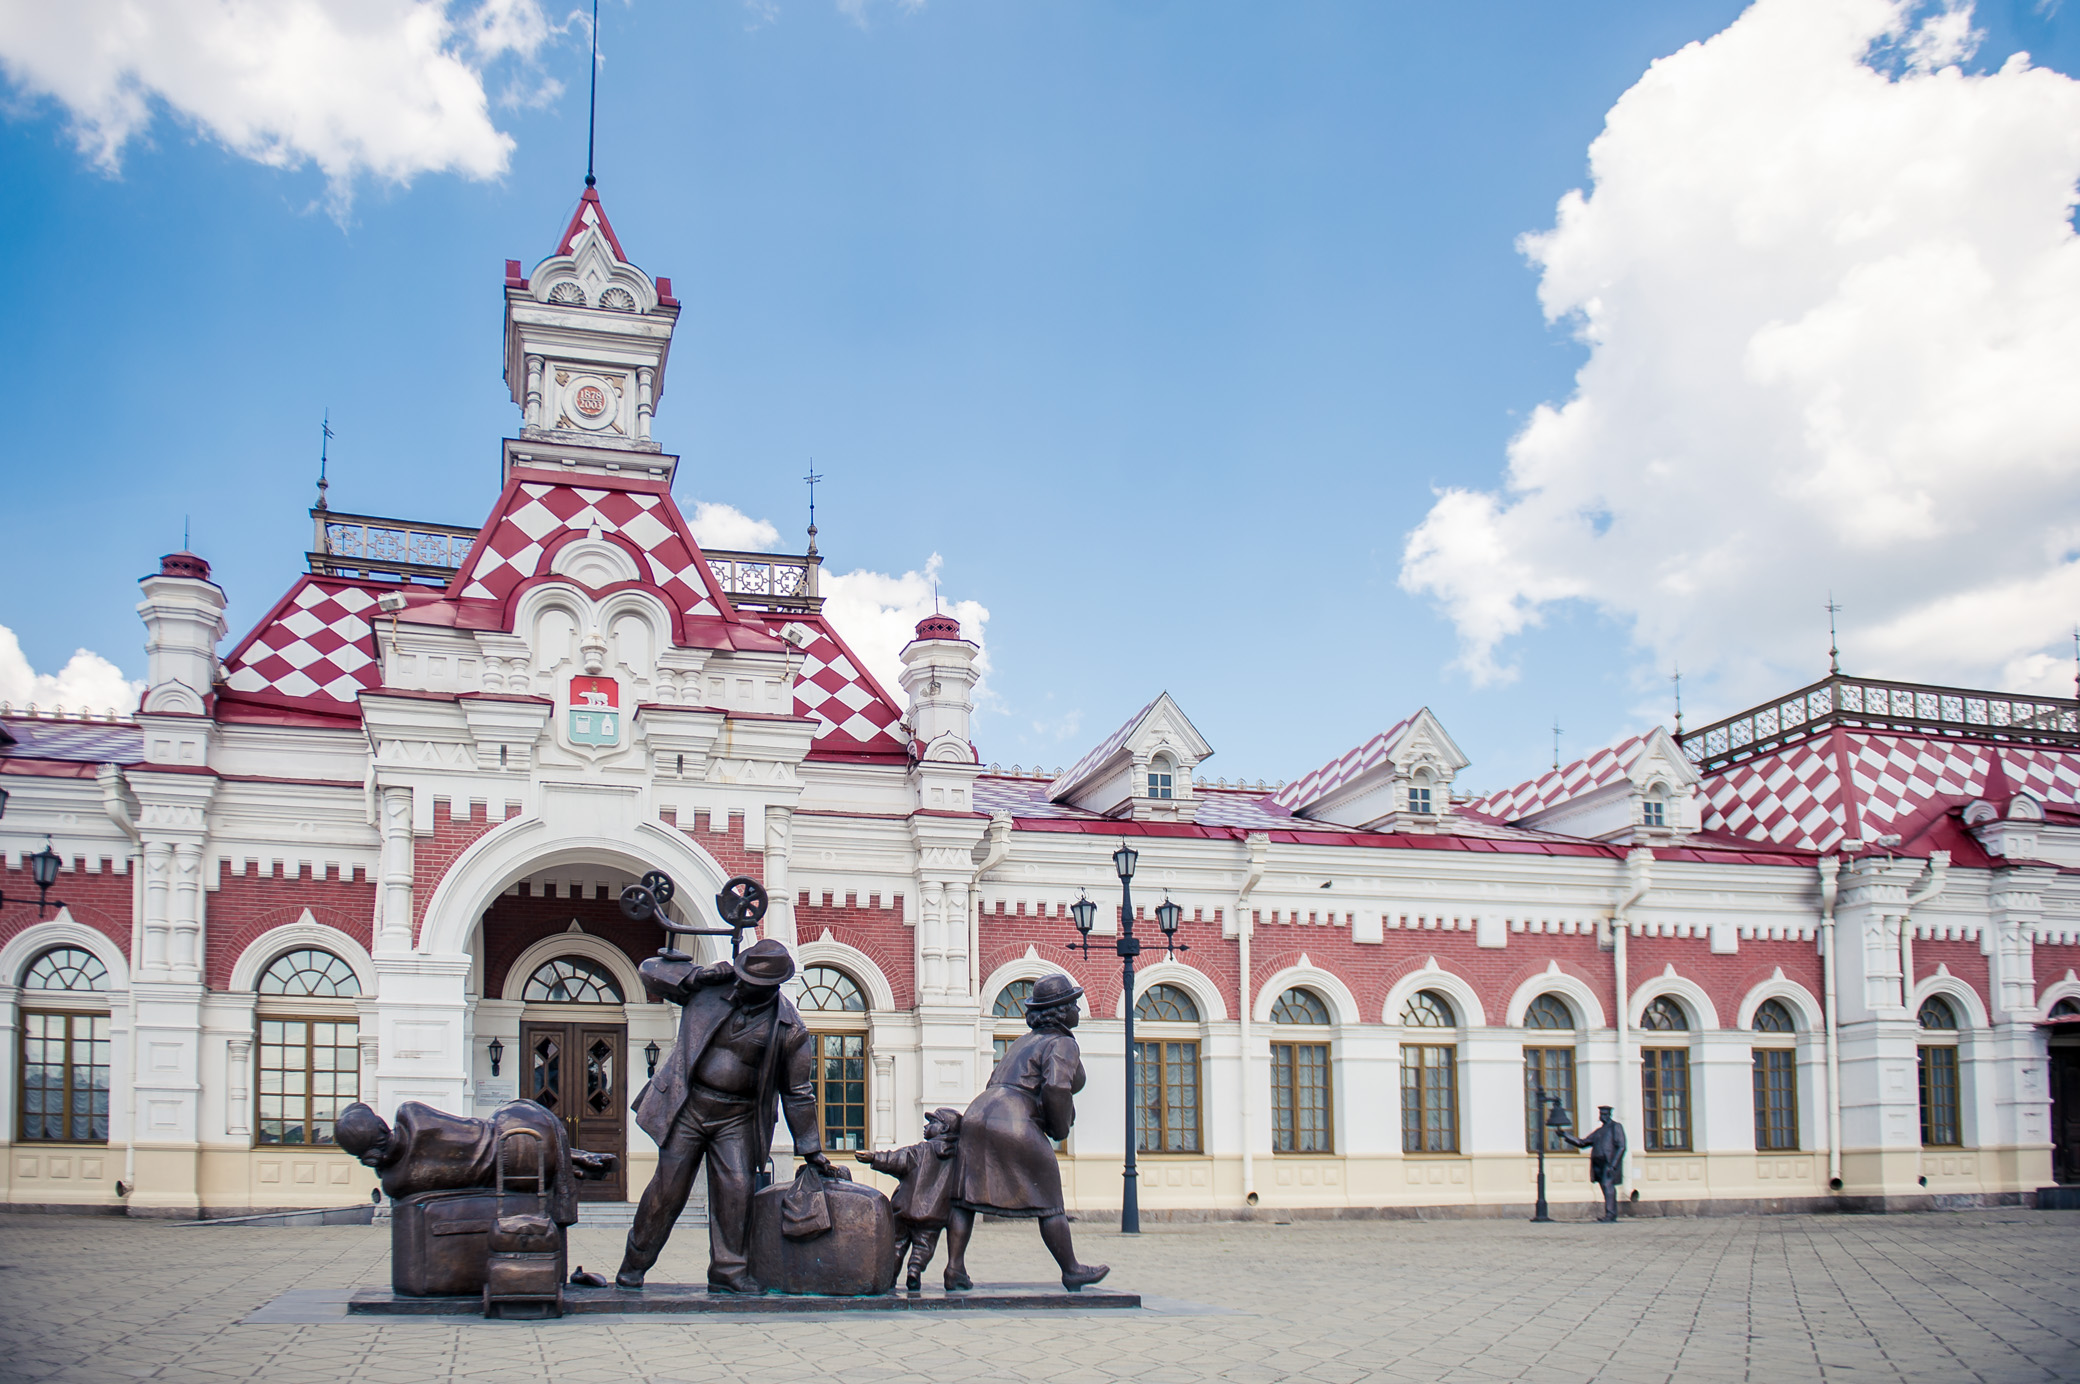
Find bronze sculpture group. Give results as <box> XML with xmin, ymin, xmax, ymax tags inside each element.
<box><xmin>360</xmin><ymin>870</ymin><xmax>1107</xmax><ymax>1306</ymax></box>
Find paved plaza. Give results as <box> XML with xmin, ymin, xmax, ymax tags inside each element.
<box><xmin>0</xmin><ymin>1209</ymin><xmax>2075</xmax><ymax>1383</ymax></box>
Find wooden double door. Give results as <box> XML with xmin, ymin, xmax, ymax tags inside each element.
<box><xmin>520</xmin><ymin>1020</ymin><xmax>627</xmax><ymax>1201</ymax></box>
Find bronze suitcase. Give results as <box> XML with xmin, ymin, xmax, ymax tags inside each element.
<box><xmin>391</xmin><ymin>1188</ymin><xmax>547</xmax><ymax>1297</ymax></box>
<box><xmin>749</xmin><ymin>1171</ymin><xmax>898</xmax><ymax>1296</ymax></box>
<box><xmin>481</xmin><ymin>1128</ymin><xmax>566</xmax><ymax>1319</ymax></box>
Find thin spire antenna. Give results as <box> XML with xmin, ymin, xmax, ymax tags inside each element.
<box><xmin>1552</xmin><ymin>718</ymin><xmax>1563</xmax><ymax>773</ymax></box>
<box><xmin>1672</xmin><ymin>663</ymin><xmax>1684</xmax><ymax>739</ymax></box>
<box><xmin>183</xmin><ymin>516</ymin><xmax>190</xmax><ymax>551</ymax></box>
<box><xmin>585</xmin><ymin>0</ymin><xmax>600</xmax><ymax>189</ymax></box>
<box><xmin>804</xmin><ymin>464</ymin><xmax>824</xmax><ymax>555</ymax></box>
<box><xmin>2071</xmin><ymin>625</ymin><xmax>2078</xmax><ymax>702</ymax></box>
<box><xmin>1826</xmin><ymin>592</ymin><xmax>1843</xmax><ymax>675</ymax></box>
<box><xmin>317</xmin><ymin>410</ymin><xmax>333</xmax><ymax>511</ymax></box>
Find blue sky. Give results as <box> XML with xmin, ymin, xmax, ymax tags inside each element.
<box><xmin>2</xmin><ymin>0</ymin><xmax>2077</xmax><ymax>798</ymax></box>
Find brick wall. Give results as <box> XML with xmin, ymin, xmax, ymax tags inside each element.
<box><xmin>411</xmin><ymin>799</ymin><xmax>506</xmax><ymax>945</ymax></box>
<box><xmin>481</xmin><ymin>883</ymin><xmax>667</xmax><ymax>999</ymax></box>
<box><xmin>797</xmin><ymin>890</ymin><xmax>913</xmax><ymax>1008</ymax></box>
<box><xmin>662</xmin><ymin>808</ymin><xmax>762</xmax><ymax>882</ymax></box>
<box><xmin>2037</xmin><ymin>941</ymin><xmax>2080</xmax><ymax>996</ymax></box>
<box><xmin>0</xmin><ymin>853</ymin><xmax>132</xmax><ymax>965</ymax></box>
<box><xmin>205</xmin><ymin>862</ymin><xmax>375</xmax><ymax>989</ymax></box>
<box><xmin>1916</xmin><ymin>937</ymin><xmax>1991</xmax><ymax>1012</ymax></box>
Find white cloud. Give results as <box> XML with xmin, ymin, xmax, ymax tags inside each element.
<box><xmin>1399</xmin><ymin>0</ymin><xmax>2080</xmax><ymax>712</ymax></box>
<box><xmin>687</xmin><ymin>502</ymin><xmax>782</xmax><ymax>552</ymax></box>
<box><xmin>822</xmin><ymin>554</ymin><xmax>989</xmax><ymax>703</ymax></box>
<box><xmin>0</xmin><ymin>626</ymin><xmax>143</xmax><ymax>716</ymax></box>
<box><xmin>834</xmin><ymin>0</ymin><xmax>927</xmax><ymax>26</ymax></box>
<box><xmin>0</xmin><ymin>0</ymin><xmax>568</xmax><ymax>214</ymax></box>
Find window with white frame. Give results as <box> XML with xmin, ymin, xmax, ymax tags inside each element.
<box><xmin>1134</xmin><ymin>984</ymin><xmax>1201</xmax><ymax>1153</ymax></box>
<box><xmin>1751</xmin><ymin>999</ymin><xmax>1798</xmax><ymax>1151</ymax></box>
<box><xmin>255</xmin><ymin>949</ymin><xmax>361</xmax><ymax>1147</ymax></box>
<box><xmin>1917</xmin><ymin>995</ymin><xmax>1962</xmax><ymax>1148</ymax></box>
<box><xmin>797</xmin><ymin>965</ymin><xmax>869</xmax><ymax>1151</ymax></box>
<box><xmin>1399</xmin><ymin>989</ymin><xmax>1458</xmax><ymax>1153</ymax></box>
<box><xmin>1639</xmin><ymin>996</ymin><xmax>1692</xmax><ymax>1152</ymax></box>
<box><xmin>1268</xmin><ymin>987</ymin><xmax>1332</xmax><ymax>1154</ymax></box>
<box><xmin>1147</xmin><ymin>755</ymin><xmax>1176</xmax><ymax>800</ymax></box>
<box><xmin>1522</xmin><ymin>992</ymin><xmax>1577</xmax><ymax>1153</ymax></box>
<box><xmin>18</xmin><ymin>946</ymin><xmax>112</xmax><ymax>1144</ymax></box>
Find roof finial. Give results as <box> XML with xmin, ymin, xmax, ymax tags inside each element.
<box><xmin>804</xmin><ymin>463</ymin><xmax>823</xmax><ymax>555</ymax></box>
<box><xmin>316</xmin><ymin>410</ymin><xmax>333</xmax><ymax>512</ymax></box>
<box><xmin>1552</xmin><ymin>717</ymin><xmax>1563</xmax><ymax>772</ymax></box>
<box><xmin>183</xmin><ymin>516</ymin><xmax>190</xmax><ymax>551</ymax></box>
<box><xmin>2072</xmin><ymin>625</ymin><xmax>2078</xmax><ymax>702</ymax></box>
<box><xmin>584</xmin><ymin>0</ymin><xmax>600</xmax><ymax>189</ymax></box>
<box><xmin>1672</xmin><ymin>662</ymin><xmax>1684</xmax><ymax>739</ymax></box>
<box><xmin>1826</xmin><ymin>591</ymin><xmax>1843</xmax><ymax>675</ymax></box>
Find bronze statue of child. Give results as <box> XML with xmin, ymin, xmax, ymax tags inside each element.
<box><xmin>854</xmin><ymin>1107</ymin><xmax>963</xmax><ymax>1291</ymax></box>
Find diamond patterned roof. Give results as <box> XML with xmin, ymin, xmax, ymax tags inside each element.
<box><xmin>1468</xmin><ymin>733</ymin><xmax>1653</xmax><ymax>823</ymax></box>
<box><xmin>453</xmin><ymin>480</ymin><xmax>727</xmax><ymax>623</ymax></box>
<box><xmin>220</xmin><ymin>576</ymin><xmax>382</xmax><ymax>716</ymax></box>
<box><xmin>747</xmin><ymin>614</ymin><xmax>907</xmax><ymax>757</ymax></box>
<box><xmin>1272</xmin><ymin>715</ymin><xmax>1417</xmax><ymax>813</ymax></box>
<box><xmin>1049</xmin><ymin>695</ymin><xmax>1161</xmax><ymax>799</ymax></box>
<box><xmin>0</xmin><ymin>718</ymin><xmax>144</xmax><ymax>764</ymax></box>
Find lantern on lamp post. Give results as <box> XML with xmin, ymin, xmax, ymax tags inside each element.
<box><xmin>2</xmin><ymin>836</ymin><xmax>67</xmax><ymax>918</ymax></box>
<box><xmin>1531</xmin><ymin>1086</ymin><xmax>1573</xmax><ymax>1223</ymax></box>
<box><xmin>1068</xmin><ymin>841</ymin><xmax>1188</xmax><ymax>1235</ymax></box>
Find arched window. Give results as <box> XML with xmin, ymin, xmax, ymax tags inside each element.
<box><xmin>992</xmin><ymin>978</ymin><xmax>1036</xmax><ymax>1020</ymax></box>
<box><xmin>799</xmin><ymin>966</ymin><xmax>867</xmax><ymax>1012</ymax></box>
<box><xmin>1640</xmin><ymin>997</ymin><xmax>1689</xmax><ymax>1031</ymax></box>
<box><xmin>1135</xmin><ymin>984</ymin><xmax>1199</xmax><ymax>1023</ymax></box>
<box><xmin>1268</xmin><ymin>988</ymin><xmax>1331</xmax><ymax>1154</ymax></box>
<box><xmin>1752</xmin><ymin>999</ymin><xmax>1796</xmax><ymax>1033</ymax></box>
<box><xmin>1641</xmin><ymin>784</ymin><xmax>1668</xmax><ymax>829</ymax></box>
<box><xmin>24</xmin><ymin>947</ymin><xmax>108</xmax><ymax>992</ymax></box>
<box><xmin>1269</xmin><ymin>988</ymin><xmax>1329</xmax><ymax>1025</ymax></box>
<box><xmin>260</xmin><ymin>949</ymin><xmax>361</xmax><ymax>998</ymax></box>
<box><xmin>522</xmin><ymin>957</ymin><xmax>623</xmax><ymax>1004</ymax></box>
<box><xmin>1523</xmin><ymin>993</ymin><xmax>1576</xmax><ymax>1153</ymax></box>
<box><xmin>1134</xmin><ymin>983</ymin><xmax>1201</xmax><ymax>1153</ymax></box>
<box><xmin>18</xmin><ymin>946</ymin><xmax>112</xmax><ymax>1144</ymax></box>
<box><xmin>254</xmin><ymin>948</ymin><xmax>361</xmax><ymax>1148</ymax></box>
<box><xmin>1407</xmin><ymin>771</ymin><xmax>1434</xmax><ymax>816</ymax></box>
<box><xmin>797</xmin><ymin>966</ymin><xmax>868</xmax><ymax>1151</ymax></box>
<box><xmin>2053</xmin><ymin>997</ymin><xmax>2080</xmax><ymax>1018</ymax></box>
<box><xmin>1147</xmin><ymin>754</ymin><xmax>1176</xmax><ymax>800</ymax></box>
<box><xmin>1917</xmin><ymin>995</ymin><xmax>1963</xmax><ymax>1147</ymax></box>
<box><xmin>1751</xmin><ymin>1000</ymin><xmax>1799</xmax><ymax>1151</ymax></box>
<box><xmin>1400</xmin><ymin>990</ymin><xmax>1456</xmax><ymax>1028</ymax></box>
<box><xmin>1639</xmin><ymin>997</ymin><xmax>1691</xmax><ymax>1152</ymax></box>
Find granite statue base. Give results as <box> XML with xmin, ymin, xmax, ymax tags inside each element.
<box><xmin>347</xmin><ymin>1282</ymin><xmax>1140</xmax><ymax>1315</ymax></box>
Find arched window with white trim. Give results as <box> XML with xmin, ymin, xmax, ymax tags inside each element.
<box><xmin>19</xmin><ymin>946</ymin><xmax>111</xmax><ymax>1144</ymax></box>
<box><xmin>1522</xmin><ymin>993</ymin><xmax>1576</xmax><ymax>1153</ymax></box>
<box><xmin>1134</xmin><ymin>984</ymin><xmax>1202</xmax><ymax>1153</ymax></box>
<box><xmin>1918</xmin><ymin>995</ymin><xmax>1962</xmax><ymax>1148</ymax></box>
<box><xmin>1751</xmin><ymin>1000</ymin><xmax>1798</xmax><ymax>1152</ymax></box>
<box><xmin>796</xmin><ymin>965</ymin><xmax>868</xmax><ymax>1151</ymax></box>
<box><xmin>1639</xmin><ymin>996</ymin><xmax>1692</xmax><ymax>1152</ymax></box>
<box><xmin>991</xmin><ymin>978</ymin><xmax>1036</xmax><ymax>1066</ymax></box>
<box><xmin>1268</xmin><ymin>987</ymin><xmax>1332</xmax><ymax>1154</ymax></box>
<box><xmin>1399</xmin><ymin>989</ymin><xmax>1459</xmax><ymax>1153</ymax></box>
<box><xmin>255</xmin><ymin>948</ymin><xmax>360</xmax><ymax>1148</ymax></box>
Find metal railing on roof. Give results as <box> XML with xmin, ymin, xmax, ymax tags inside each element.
<box><xmin>704</xmin><ymin>549</ymin><xmax>822</xmax><ymax>613</ymax></box>
<box><xmin>308</xmin><ymin>508</ymin><xmax>477</xmax><ymax>585</ymax></box>
<box><xmin>1680</xmin><ymin>673</ymin><xmax>2080</xmax><ymax>771</ymax></box>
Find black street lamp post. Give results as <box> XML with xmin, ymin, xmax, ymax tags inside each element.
<box><xmin>1069</xmin><ymin>841</ymin><xmax>1187</xmax><ymax>1236</ymax></box>
<box><xmin>1531</xmin><ymin>1086</ymin><xmax>1573</xmax><ymax>1223</ymax></box>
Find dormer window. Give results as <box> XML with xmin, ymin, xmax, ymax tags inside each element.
<box><xmin>1148</xmin><ymin>755</ymin><xmax>1176</xmax><ymax>800</ymax></box>
<box><xmin>1642</xmin><ymin>789</ymin><xmax>1667</xmax><ymax>829</ymax></box>
<box><xmin>1408</xmin><ymin>773</ymin><xmax>1434</xmax><ymax>815</ymax></box>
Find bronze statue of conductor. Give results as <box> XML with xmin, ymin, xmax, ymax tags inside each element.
<box><xmin>1559</xmin><ymin>1104</ymin><xmax>1627</xmax><ymax>1222</ymax></box>
<box><xmin>943</xmin><ymin>973</ymin><xmax>1107</xmax><ymax>1292</ymax></box>
<box><xmin>616</xmin><ymin>938</ymin><xmax>838</xmax><ymax>1292</ymax></box>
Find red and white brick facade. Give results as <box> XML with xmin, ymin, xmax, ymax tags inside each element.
<box><xmin>3</xmin><ymin>187</ymin><xmax>2075</xmax><ymax>1218</ymax></box>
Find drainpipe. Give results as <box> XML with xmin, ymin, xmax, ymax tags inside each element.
<box><xmin>1234</xmin><ymin>833</ymin><xmax>1269</xmax><ymax>1208</ymax></box>
<box><xmin>98</xmin><ymin>766</ymin><xmax>142</xmax><ymax>1206</ymax></box>
<box><xmin>967</xmin><ymin>813</ymin><xmax>1011</xmax><ymax>1000</ymax></box>
<box><xmin>1818</xmin><ymin>856</ymin><xmax>1842</xmax><ymax>1188</ymax></box>
<box><xmin>1899</xmin><ymin>851</ymin><xmax>1951</xmax><ymax>1010</ymax></box>
<box><xmin>1611</xmin><ymin>848</ymin><xmax>1652</xmax><ymax>1196</ymax></box>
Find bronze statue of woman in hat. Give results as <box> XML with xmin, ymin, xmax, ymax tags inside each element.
<box><xmin>942</xmin><ymin>972</ymin><xmax>1108</xmax><ymax>1292</ymax></box>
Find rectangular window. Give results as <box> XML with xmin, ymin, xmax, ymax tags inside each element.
<box><xmin>19</xmin><ymin>1012</ymin><xmax>111</xmax><ymax>1143</ymax></box>
<box><xmin>1401</xmin><ymin>1044</ymin><xmax>1458</xmax><ymax>1153</ymax></box>
<box><xmin>812</xmin><ymin>1032</ymin><xmax>868</xmax><ymax>1151</ymax></box>
<box><xmin>1642</xmin><ymin>800</ymin><xmax>1666</xmax><ymax>827</ymax></box>
<box><xmin>1148</xmin><ymin>772</ymin><xmax>1173</xmax><ymax>800</ymax></box>
<box><xmin>1271</xmin><ymin>1042</ymin><xmax>1332</xmax><ymax>1153</ymax></box>
<box><xmin>1524</xmin><ymin>1046</ymin><xmax>1577</xmax><ymax>1153</ymax></box>
<box><xmin>1409</xmin><ymin>787</ymin><xmax>1433</xmax><ymax>814</ymax></box>
<box><xmin>257</xmin><ymin>1018</ymin><xmax>358</xmax><ymax>1146</ymax></box>
<box><xmin>1133</xmin><ymin>1040</ymin><xmax>1201</xmax><ymax>1152</ymax></box>
<box><xmin>1919</xmin><ymin>1045</ymin><xmax>1961</xmax><ymax>1147</ymax></box>
<box><xmin>992</xmin><ymin>1035</ymin><xmax>1011</xmax><ymax>1066</ymax></box>
<box><xmin>1641</xmin><ymin>1047</ymin><xmax>1691</xmax><ymax>1151</ymax></box>
<box><xmin>1753</xmin><ymin>1048</ymin><xmax>1799</xmax><ymax>1150</ymax></box>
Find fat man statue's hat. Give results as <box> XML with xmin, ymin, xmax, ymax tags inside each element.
<box><xmin>732</xmin><ymin>938</ymin><xmax>797</xmax><ymax>987</ymax></box>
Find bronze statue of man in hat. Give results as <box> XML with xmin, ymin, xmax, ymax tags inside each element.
<box><xmin>616</xmin><ymin>937</ymin><xmax>837</xmax><ymax>1292</ymax></box>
